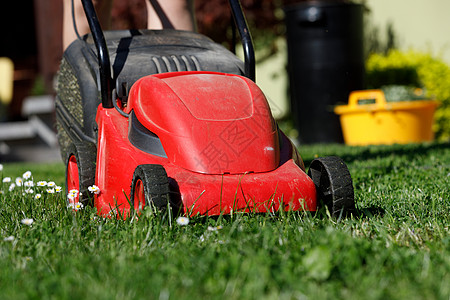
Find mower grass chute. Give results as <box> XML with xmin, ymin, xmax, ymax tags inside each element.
<box><xmin>55</xmin><ymin>0</ymin><xmax>355</xmax><ymax>218</ymax></box>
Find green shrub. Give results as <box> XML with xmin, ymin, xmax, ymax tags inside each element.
<box><xmin>366</xmin><ymin>50</ymin><xmax>450</xmax><ymax>141</ymax></box>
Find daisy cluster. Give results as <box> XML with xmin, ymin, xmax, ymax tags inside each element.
<box><xmin>66</xmin><ymin>189</ymin><xmax>86</xmax><ymax>211</ymax></box>
<box><xmin>66</xmin><ymin>185</ymin><xmax>100</xmax><ymax>211</ymax></box>
<box><xmin>0</xmin><ymin>165</ymin><xmax>103</xmax><ymax>214</ymax></box>
<box><xmin>0</xmin><ymin>166</ymin><xmax>52</xmax><ymax>239</ymax></box>
<box><xmin>1</xmin><ymin>168</ymin><xmax>62</xmax><ymax>198</ymax></box>
<box><xmin>1</xmin><ymin>165</ymin><xmax>201</xmax><ymax>229</ymax></box>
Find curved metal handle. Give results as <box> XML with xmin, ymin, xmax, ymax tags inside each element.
<box><xmin>81</xmin><ymin>0</ymin><xmax>113</xmax><ymax>109</ymax></box>
<box><xmin>229</xmin><ymin>0</ymin><xmax>256</xmax><ymax>82</ymax></box>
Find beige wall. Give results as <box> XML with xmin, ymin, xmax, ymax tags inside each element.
<box><xmin>365</xmin><ymin>0</ymin><xmax>450</xmax><ymax>63</ymax></box>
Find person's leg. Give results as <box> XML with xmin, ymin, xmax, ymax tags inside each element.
<box><xmin>63</xmin><ymin>0</ymin><xmax>114</xmax><ymax>50</ymax></box>
<box><xmin>146</xmin><ymin>0</ymin><xmax>195</xmax><ymax>31</ymax></box>
<box><xmin>63</xmin><ymin>0</ymin><xmax>196</xmax><ymax>50</ymax></box>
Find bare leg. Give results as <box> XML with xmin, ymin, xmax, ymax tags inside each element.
<box><xmin>146</xmin><ymin>0</ymin><xmax>196</xmax><ymax>31</ymax></box>
<box><xmin>63</xmin><ymin>0</ymin><xmax>195</xmax><ymax>50</ymax></box>
<box><xmin>63</xmin><ymin>0</ymin><xmax>113</xmax><ymax>50</ymax></box>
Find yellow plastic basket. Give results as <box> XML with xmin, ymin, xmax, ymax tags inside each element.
<box><xmin>334</xmin><ymin>89</ymin><xmax>439</xmax><ymax>146</ymax></box>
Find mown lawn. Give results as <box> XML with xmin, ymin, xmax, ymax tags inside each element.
<box><xmin>0</xmin><ymin>142</ymin><xmax>449</xmax><ymax>300</ymax></box>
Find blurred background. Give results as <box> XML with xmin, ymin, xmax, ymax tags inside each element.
<box><xmin>1</xmin><ymin>0</ymin><xmax>449</xmax><ymax>162</ymax></box>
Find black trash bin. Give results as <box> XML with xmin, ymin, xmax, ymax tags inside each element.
<box><xmin>285</xmin><ymin>2</ymin><xmax>364</xmax><ymax>144</ymax></box>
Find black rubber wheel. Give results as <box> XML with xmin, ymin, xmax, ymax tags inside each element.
<box><xmin>130</xmin><ymin>164</ymin><xmax>170</xmax><ymax>212</ymax></box>
<box><xmin>66</xmin><ymin>142</ymin><xmax>97</xmax><ymax>205</ymax></box>
<box><xmin>307</xmin><ymin>156</ymin><xmax>355</xmax><ymax>218</ymax></box>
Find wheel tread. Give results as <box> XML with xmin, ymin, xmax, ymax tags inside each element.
<box><xmin>130</xmin><ymin>164</ymin><xmax>170</xmax><ymax>211</ymax></box>
<box><xmin>66</xmin><ymin>142</ymin><xmax>97</xmax><ymax>206</ymax></box>
<box><xmin>308</xmin><ymin>156</ymin><xmax>355</xmax><ymax>218</ymax></box>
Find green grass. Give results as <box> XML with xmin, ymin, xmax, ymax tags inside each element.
<box><xmin>1</xmin><ymin>142</ymin><xmax>449</xmax><ymax>300</ymax></box>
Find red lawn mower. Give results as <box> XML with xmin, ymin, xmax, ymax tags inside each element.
<box><xmin>56</xmin><ymin>0</ymin><xmax>355</xmax><ymax>218</ymax></box>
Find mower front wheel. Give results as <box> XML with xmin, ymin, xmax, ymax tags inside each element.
<box><xmin>130</xmin><ymin>164</ymin><xmax>170</xmax><ymax>212</ymax></box>
<box><xmin>66</xmin><ymin>143</ymin><xmax>97</xmax><ymax>205</ymax></box>
<box><xmin>308</xmin><ymin>156</ymin><xmax>355</xmax><ymax>218</ymax></box>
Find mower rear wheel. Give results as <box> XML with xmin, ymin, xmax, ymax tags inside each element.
<box><xmin>130</xmin><ymin>164</ymin><xmax>170</xmax><ymax>212</ymax></box>
<box><xmin>308</xmin><ymin>156</ymin><xmax>355</xmax><ymax>218</ymax></box>
<box><xmin>66</xmin><ymin>143</ymin><xmax>97</xmax><ymax>205</ymax></box>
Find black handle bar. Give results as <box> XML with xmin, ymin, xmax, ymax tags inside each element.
<box><xmin>81</xmin><ymin>0</ymin><xmax>113</xmax><ymax>108</ymax></box>
<box><xmin>229</xmin><ymin>0</ymin><xmax>255</xmax><ymax>82</ymax></box>
<box><xmin>80</xmin><ymin>0</ymin><xmax>256</xmax><ymax>109</ymax></box>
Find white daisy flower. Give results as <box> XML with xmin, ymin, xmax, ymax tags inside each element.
<box><xmin>15</xmin><ymin>177</ymin><xmax>23</xmax><ymax>186</ymax></box>
<box><xmin>46</xmin><ymin>188</ymin><xmax>55</xmax><ymax>194</ymax></box>
<box><xmin>2</xmin><ymin>177</ymin><xmax>11</xmax><ymax>183</ymax></box>
<box><xmin>176</xmin><ymin>216</ymin><xmax>189</xmax><ymax>226</ymax></box>
<box><xmin>37</xmin><ymin>181</ymin><xmax>47</xmax><ymax>187</ymax></box>
<box><xmin>34</xmin><ymin>193</ymin><xmax>42</xmax><ymax>200</ymax></box>
<box><xmin>68</xmin><ymin>202</ymin><xmax>84</xmax><ymax>211</ymax></box>
<box><xmin>69</xmin><ymin>189</ymin><xmax>79</xmax><ymax>195</ymax></box>
<box><xmin>88</xmin><ymin>185</ymin><xmax>101</xmax><ymax>195</ymax></box>
<box><xmin>67</xmin><ymin>189</ymin><xmax>79</xmax><ymax>201</ymax></box>
<box><xmin>21</xmin><ymin>218</ymin><xmax>34</xmax><ymax>226</ymax></box>
<box><xmin>9</xmin><ymin>183</ymin><xmax>16</xmax><ymax>191</ymax></box>
<box><xmin>47</xmin><ymin>181</ymin><xmax>56</xmax><ymax>188</ymax></box>
<box><xmin>74</xmin><ymin>202</ymin><xmax>84</xmax><ymax>210</ymax></box>
<box><xmin>55</xmin><ymin>186</ymin><xmax>62</xmax><ymax>193</ymax></box>
<box><xmin>22</xmin><ymin>171</ymin><xmax>32</xmax><ymax>180</ymax></box>
<box><xmin>24</xmin><ymin>181</ymin><xmax>34</xmax><ymax>188</ymax></box>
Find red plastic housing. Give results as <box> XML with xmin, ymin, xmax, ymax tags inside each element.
<box><xmin>93</xmin><ymin>71</ymin><xmax>316</xmax><ymax>216</ymax></box>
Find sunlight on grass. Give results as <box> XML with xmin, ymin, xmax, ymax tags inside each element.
<box><xmin>0</xmin><ymin>142</ymin><xmax>449</xmax><ymax>299</ymax></box>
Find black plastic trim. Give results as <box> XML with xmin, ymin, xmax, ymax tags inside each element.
<box><xmin>128</xmin><ymin>111</ymin><xmax>167</xmax><ymax>158</ymax></box>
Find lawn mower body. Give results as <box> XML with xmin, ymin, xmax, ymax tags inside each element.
<box><xmin>56</xmin><ymin>0</ymin><xmax>354</xmax><ymax>218</ymax></box>
<box><xmin>94</xmin><ymin>71</ymin><xmax>316</xmax><ymax>215</ymax></box>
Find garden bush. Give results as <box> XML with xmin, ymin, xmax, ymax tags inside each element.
<box><xmin>366</xmin><ymin>49</ymin><xmax>450</xmax><ymax>141</ymax></box>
